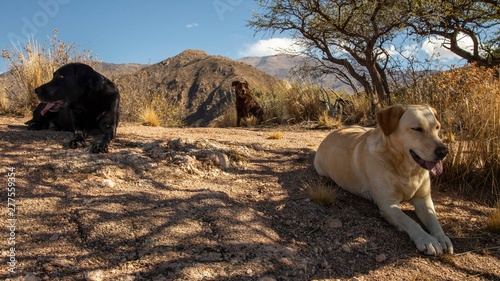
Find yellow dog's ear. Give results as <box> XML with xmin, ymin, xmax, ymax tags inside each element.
<box><xmin>376</xmin><ymin>104</ymin><xmax>406</xmax><ymax>136</ymax></box>
<box><xmin>430</xmin><ymin>106</ymin><xmax>438</xmax><ymax>120</ymax></box>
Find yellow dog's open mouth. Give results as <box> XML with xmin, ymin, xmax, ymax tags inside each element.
<box><xmin>410</xmin><ymin>150</ymin><xmax>443</xmax><ymax>176</ymax></box>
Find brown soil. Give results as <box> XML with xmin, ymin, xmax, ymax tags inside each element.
<box><xmin>1</xmin><ymin>117</ymin><xmax>499</xmax><ymax>281</ymax></box>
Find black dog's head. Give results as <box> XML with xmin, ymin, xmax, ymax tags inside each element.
<box><xmin>35</xmin><ymin>63</ymin><xmax>105</xmax><ymax>103</ymax></box>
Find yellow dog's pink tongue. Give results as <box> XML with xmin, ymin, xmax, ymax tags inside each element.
<box><xmin>426</xmin><ymin>160</ymin><xmax>443</xmax><ymax>176</ymax></box>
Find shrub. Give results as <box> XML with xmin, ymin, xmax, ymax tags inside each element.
<box><xmin>140</xmin><ymin>106</ymin><xmax>160</xmax><ymax>127</ymax></box>
<box><xmin>402</xmin><ymin>64</ymin><xmax>500</xmax><ymax>205</ymax></box>
<box><xmin>215</xmin><ymin>82</ymin><xmax>364</xmax><ymax>128</ymax></box>
<box><xmin>117</xmin><ymin>70</ymin><xmax>185</xmax><ymax>127</ymax></box>
<box><xmin>304</xmin><ymin>180</ymin><xmax>339</xmax><ymax>207</ymax></box>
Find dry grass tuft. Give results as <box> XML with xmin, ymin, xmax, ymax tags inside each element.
<box><xmin>140</xmin><ymin>106</ymin><xmax>160</xmax><ymax>127</ymax></box>
<box><xmin>410</xmin><ymin>272</ymin><xmax>432</xmax><ymax>281</ymax></box>
<box><xmin>267</xmin><ymin>132</ymin><xmax>283</xmax><ymax>139</ymax></box>
<box><xmin>211</xmin><ymin>107</ymin><xmax>237</xmax><ymax>127</ymax></box>
<box><xmin>317</xmin><ymin>110</ymin><xmax>340</xmax><ymax>129</ymax></box>
<box><xmin>487</xmin><ymin>202</ymin><xmax>500</xmax><ymax>233</ymax></box>
<box><xmin>304</xmin><ymin>180</ymin><xmax>339</xmax><ymax>207</ymax></box>
<box><xmin>227</xmin><ymin>149</ymin><xmax>248</xmax><ymax>163</ymax></box>
<box><xmin>0</xmin><ymin>88</ymin><xmax>8</xmax><ymax>114</ymax></box>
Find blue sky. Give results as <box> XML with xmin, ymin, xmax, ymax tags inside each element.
<box><xmin>1</xmin><ymin>0</ymin><xmax>281</xmax><ymax>72</ymax></box>
<box><xmin>1</xmin><ymin>0</ymin><xmax>466</xmax><ymax>73</ymax></box>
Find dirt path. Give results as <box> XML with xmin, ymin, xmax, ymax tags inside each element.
<box><xmin>1</xmin><ymin>117</ymin><xmax>499</xmax><ymax>281</ymax></box>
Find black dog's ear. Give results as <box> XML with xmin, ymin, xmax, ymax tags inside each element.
<box><xmin>75</xmin><ymin>64</ymin><xmax>105</xmax><ymax>92</ymax></box>
<box><xmin>242</xmin><ymin>80</ymin><xmax>249</xmax><ymax>87</ymax></box>
<box><xmin>232</xmin><ymin>81</ymin><xmax>239</xmax><ymax>87</ymax></box>
<box><xmin>90</xmin><ymin>75</ymin><xmax>106</xmax><ymax>92</ymax></box>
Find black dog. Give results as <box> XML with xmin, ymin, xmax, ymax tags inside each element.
<box><xmin>34</xmin><ymin>63</ymin><xmax>120</xmax><ymax>153</ymax></box>
<box><xmin>25</xmin><ymin>100</ymin><xmax>73</xmax><ymax>131</ymax></box>
<box><xmin>232</xmin><ymin>80</ymin><xmax>264</xmax><ymax>127</ymax></box>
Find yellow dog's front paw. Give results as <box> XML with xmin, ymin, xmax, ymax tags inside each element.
<box><xmin>414</xmin><ymin>235</ymin><xmax>448</xmax><ymax>256</ymax></box>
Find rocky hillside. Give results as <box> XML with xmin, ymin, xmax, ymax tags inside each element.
<box><xmin>94</xmin><ymin>62</ymin><xmax>145</xmax><ymax>80</ymax></box>
<box><xmin>115</xmin><ymin>49</ymin><xmax>284</xmax><ymax>126</ymax></box>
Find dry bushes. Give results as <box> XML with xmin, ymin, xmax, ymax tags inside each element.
<box><xmin>403</xmin><ymin>64</ymin><xmax>500</xmax><ymax>205</ymax></box>
<box><xmin>225</xmin><ymin>83</ymin><xmax>361</xmax><ymax>128</ymax></box>
<box><xmin>434</xmin><ymin>65</ymin><xmax>499</xmax><ymax>205</ymax></box>
<box><xmin>117</xmin><ymin>70</ymin><xmax>186</xmax><ymax>127</ymax></box>
<box><xmin>1</xmin><ymin>30</ymin><xmax>98</xmax><ymax>115</ymax></box>
<box><xmin>213</xmin><ymin>83</ymin><xmax>338</xmax><ymax>126</ymax></box>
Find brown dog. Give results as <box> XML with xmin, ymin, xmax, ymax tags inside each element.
<box><xmin>232</xmin><ymin>80</ymin><xmax>264</xmax><ymax>126</ymax></box>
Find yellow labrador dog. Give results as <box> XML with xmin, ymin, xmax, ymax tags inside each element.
<box><xmin>314</xmin><ymin>104</ymin><xmax>453</xmax><ymax>255</ymax></box>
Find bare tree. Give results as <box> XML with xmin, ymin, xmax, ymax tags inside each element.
<box><xmin>248</xmin><ymin>0</ymin><xmax>412</xmax><ymax>111</ymax></box>
<box><xmin>408</xmin><ymin>0</ymin><xmax>500</xmax><ymax>68</ymax></box>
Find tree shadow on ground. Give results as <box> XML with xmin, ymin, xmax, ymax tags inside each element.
<box><xmin>1</xmin><ymin>126</ymin><xmax>499</xmax><ymax>280</ymax></box>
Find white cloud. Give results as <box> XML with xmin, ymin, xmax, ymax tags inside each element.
<box><xmin>382</xmin><ymin>43</ymin><xmax>419</xmax><ymax>60</ymax></box>
<box><xmin>186</xmin><ymin>23</ymin><xmax>199</xmax><ymax>29</ymax></box>
<box><xmin>238</xmin><ymin>37</ymin><xmax>304</xmax><ymax>57</ymax></box>
<box><xmin>421</xmin><ymin>34</ymin><xmax>473</xmax><ymax>61</ymax></box>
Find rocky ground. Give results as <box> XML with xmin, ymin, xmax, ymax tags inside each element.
<box><xmin>1</xmin><ymin>117</ymin><xmax>499</xmax><ymax>281</ymax></box>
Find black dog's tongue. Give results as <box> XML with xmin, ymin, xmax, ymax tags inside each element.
<box><xmin>40</xmin><ymin>100</ymin><xmax>66</xmax><ymax>116</ymax></box>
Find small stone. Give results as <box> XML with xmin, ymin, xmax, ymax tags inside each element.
<box><xmin>341</xmin><ymin>244</ymin><xmax>351</xmax><ymax>253</ymax></box>
<box><xmin>217</xmin><ymin>153</ymin><xmax>230</xmax><ymax>170</ymax></box>
<box><xmin>85</xmin><ymin>270</ymin><xmax>104</xmax><ymax>281</ymax></box>
<box><xmin>66</xmin><ymin>192</ymin><xmax>77</xmax><ymax>199</ymax></box>
<box><xmin>376</xmin><ymin>254</ymin><xmax>387</xmax><ymax>263</ymax></box>
<box><xmin>100</xmin><ymin>179</ymin><xmax>115</xmax><ymax>188</ymax></box>
<box><xmin>252</xmin><ymin>143</ymin><xmax>265</xmax><ymax>151</ymax></box>
<box><xmin>49</xmin><ymin>233</ymin><xmax>59</xmax><ymax>241</ymax></box>
<box><xmin>24</xmin><ymin>273</ymin><xmax>38</xmax><ymax>281</ymax></box>
<box><xmin>257</xmin><ymin>277</ymin><xmax>277</xmax><ymax>281</ymax></box>
<box><xmin>326</xmin><ymin>218</ymin><xmax>343</xmax><ymax>228</ymax></box>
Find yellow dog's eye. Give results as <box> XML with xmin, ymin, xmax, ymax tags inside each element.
<box><xmin>412</xmin><ymin>127</ymin><xmax>423</xmax><ymax>132</ymax></box>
